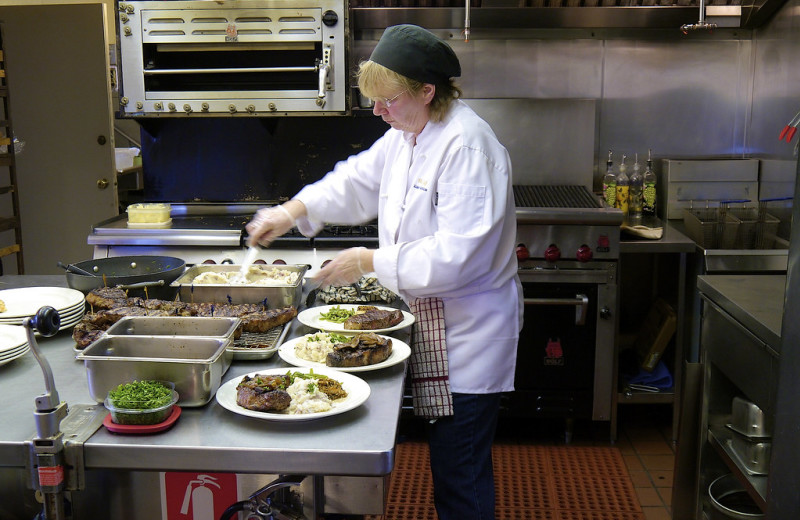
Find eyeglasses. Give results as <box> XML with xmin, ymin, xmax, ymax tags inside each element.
<box><xmin>372</xmin><ymin>90</ymin><xmax>406</xmax><ymax>108</ymax></box>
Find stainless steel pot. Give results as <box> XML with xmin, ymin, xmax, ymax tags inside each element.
<box><xmin>64</xmin><ymin>255</ymin><xmax>185</xmax><ymax>299</ymax></box>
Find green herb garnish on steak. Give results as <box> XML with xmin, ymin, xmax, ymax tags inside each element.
<box><xmin>109</xmin><ymin>380</ymin><xmax>173</xmax><ymax>409</ymax></box>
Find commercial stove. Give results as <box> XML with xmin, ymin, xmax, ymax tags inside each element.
<box><xmin>88</xmin><ymin>203</ymin><xmax>379</xmax><ymax>276</ymax></box>
<box><xmin>510</xmin><ymin>185</ymin><xmax>623</xmax><ymax>435</ymax></box>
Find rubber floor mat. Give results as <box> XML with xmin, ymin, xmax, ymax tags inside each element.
<box><xmin>365</xmin><ymin>442</ymin><xmax>644</xmax><ymax>520</ymax></box>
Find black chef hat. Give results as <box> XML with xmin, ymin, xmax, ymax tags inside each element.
<box><xmin>369</xmin><ymin>24</ymin><xmax>461</xmax><ymax>86</ymax></box>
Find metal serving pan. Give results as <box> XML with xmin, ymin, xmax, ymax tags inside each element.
<box><xmin>104</xmin><ymin>316</ymin><xmax>241</xmax><ymax>338</ymax></box>
<box><xmin>171</xmin><ymin>264</ymin><xmax>306</xmax><ymax>307</ymax></box>
<box><xmin>727</xmin><ymin>396</ymin><xmax>771</xmax><ymax>439</ymax></box>
<box><xmin>75</xmin><ymin>335</ymin><xmax>232</xmax><ymax>407</ymax></box>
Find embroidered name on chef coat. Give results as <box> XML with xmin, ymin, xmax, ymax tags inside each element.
<box><xmin>413</xmin><ymin>179</ymin><xmax>429</xmax><ymax>192</ymax></box>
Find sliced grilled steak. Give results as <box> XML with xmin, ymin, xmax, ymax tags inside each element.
<box><xmin>239</xmin><ymin>306</ymin><xmax>298</xmax><ymax>333</ymax></box>
<box><xmin>71</xmin><ymin>321</ymin><xmax>107</xmax><ymax>349</ymax></box>
<box><xmin>85</xmin><ymin>287</ymin><xmax>129</xmax><ymax>310</ymax></box>
<box><xmin>236</xmin><ymin>374</ymin><xmax>291</xmax><ymax>412</ymax></box>
<box><xmin>187</xmin><ymin>302</ymin><xmax>267</xmax><ymax>317</ymax></box>
<box><xmin>343</xmin><ymin>308</ymin><xmax>403</xmax><ymax>330</ymax></box>
<box><xmin>327</xmin><ymin>332</ymin><xmax>393</xmax><ymax>367</ymax></box>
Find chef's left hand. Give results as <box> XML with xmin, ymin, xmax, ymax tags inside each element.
<box><xmin>312</xmin><ymin>247</ymin><xmax>374</xmax><ymax>287</ymax></box>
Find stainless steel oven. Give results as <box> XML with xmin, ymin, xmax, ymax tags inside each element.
<box><xmin>510</xmin><ymin>260</ymin><xmax>617</xmax><ymax>423</ymax></box>
<box><xmin>506</xmin><ymin>185</ymin><xmax>622</xmax><ymax>440</ymax></box>
<box><xmin>115</xmin><ymin>0</ymin><xmax>348</xmax><ymax>116</ymax></box>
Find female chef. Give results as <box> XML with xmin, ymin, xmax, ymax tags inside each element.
<box><xmin>246</xmin><ymin>24</ymin><xmax>523</xmax><ymax>520</ymax></box>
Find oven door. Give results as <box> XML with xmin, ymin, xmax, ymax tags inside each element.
<box><xmin>507</xmin><ymin>262</ymin><xmax>617</xmax><ymax>422</ymax></box>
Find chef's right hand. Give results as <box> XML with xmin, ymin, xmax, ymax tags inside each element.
<box><xmin>246</xmin><ymin>202</ymin><xmax>303</xmax><ymax>247</ymax></box>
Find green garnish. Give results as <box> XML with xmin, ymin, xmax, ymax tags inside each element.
<box><xmin>109</xmin><ymin>380</ymin><xmax>173</xmax><ymax>410</ymax></box>
<box><xmin>306</xmin><ymin>382</ymin><xmax>317</xmax><ymax>394</ymax></box>
<box><xmin>318</xmin><ymin>305</ymin><xmax>356</xmax><ymax>323</ymax></box>
<box><xmin>286</xmin><ymin>369</ymin><xmax>329</xmax><ymax>384</ymax></box>
<box><xmin>328</xmin><ymin>332</ymin><xmax>349</xmax><ymax>343</ymax></box>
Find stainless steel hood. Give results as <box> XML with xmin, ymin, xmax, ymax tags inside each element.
<box><xmin>351</xmin><ymin>0</ymin><xmax>786</xmax><ymax>30</ymax></box>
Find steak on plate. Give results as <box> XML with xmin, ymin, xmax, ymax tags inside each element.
<box><xmin>236</xmin><ymin>373</ymin><xmax>291</xmax><ymax>412</ymax></box>
<box><xmin>327</xmin><ymin>332</ymin><xmax>393</xmax><ymax>367</ymax></box>
<box><xmin>343</xmin><ymin>307</ymin><xmax>403</xmax><ymax>330</ymax></box>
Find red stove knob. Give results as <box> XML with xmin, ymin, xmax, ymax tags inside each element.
<box><xmin>576</xmin><ymin>244</ymin><xmax>593</xmax><ymax>262</ymax></box>
<box><xmin>254</xmin><ymin>259</ymin><xmax>267</xmax><ymax>264</ymax></box>
<box><xmin>544</xmin><ymin>244</ymin><xmax>561</xmax><ymax>262</ymax></box>
<box><xmin>202</xmin><ymin>259</ymin><xmax>216</xmax><ymax>264</ymax></box>
<box><xmin>321</xmin><ymin>259</ymin><xmax>332</xmax><ymax>268</ymax></box>
<box><xmin>515</xmin><ymin>244</ymin><xmax>530</xmax><ymax>261</ymax></box>
<box><xmin>271</xmin><ymin>259</ymin><xmax>286</xmax><ymax>265</ymax></box>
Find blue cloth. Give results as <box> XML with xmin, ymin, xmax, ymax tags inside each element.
<box><xmin>426</xmin><ymin>393</ymin><xmax>501</xmax><ymax>520</ymax></box>
<box><xmin>625</xmin><ymin>360</ymin><xmax>674</xmax><ymax>390</ymax></box>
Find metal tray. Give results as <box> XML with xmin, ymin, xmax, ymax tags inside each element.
<box><xmin>228</xmin><ymin>323</ymin><xmax>290</xmax><ymax>361</ymax></box>
<box><xmin>728</xmin><ymin>396</ymin><xmax>771</xmax><ymax>439</ymax></box>
<box><xmin>103</xmin><ymin>316</ymin><xmax>241</xmax><ymax>338</ymax></box>
<box><xmin>171</xmin><ymin>264</ymin><xmax>307</xmax><ymax>308</ymax></box>
<box><xmin>727</xmin><ymin>436</ymin><xmax>771</xmax><ymax>476</ymax></box>
<box><xmin>75</xmin><ymin>335</ymin><xmax>232</xmax><ymax>407</ymax></box>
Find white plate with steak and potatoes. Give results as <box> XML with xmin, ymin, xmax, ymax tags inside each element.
<box><xmin>297</xmin><ymin>304</ymin><xmax>414</xmax><ymax>333</ymax></box>
<box><xmin>278</xmin><ymin>331</ymin><xmax>411</xmax><ymax>373</ymax></box>
<box><xmin>215</xmin><ymin>367</ymin><xmax>370</xmax><ymax>421</ymax></box>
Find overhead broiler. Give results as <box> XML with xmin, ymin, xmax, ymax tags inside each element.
<box><xmin>115</xmin><ymin>0</ymin><xmax>349</xmax><ymax>116</ymax></box>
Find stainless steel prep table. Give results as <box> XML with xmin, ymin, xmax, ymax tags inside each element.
<box><xmin>0</xmin><ymin>275</ymin><xmax>409</xmax><ymax>517</ymax></box>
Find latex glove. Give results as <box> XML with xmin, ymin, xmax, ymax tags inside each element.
<box><xmin>245</xmin><ymin>205</ymin><xmax>296</xmax><ymax>247</ymax></box>
<box><xmin>312</xmin><ymin>247</ymin><xmax>373</xmax><ymax>287</ymax></box>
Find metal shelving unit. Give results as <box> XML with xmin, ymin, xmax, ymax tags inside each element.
<box><xmin>0</xmin><ymin>26</ymin><xmax>23</xmax><ymax>274</ymax></box>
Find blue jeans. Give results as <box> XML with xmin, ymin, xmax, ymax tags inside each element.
<box><xmin>426</xmin><ymin>393</ymin><xmax>501</xmax><ymax>520</ymax></box>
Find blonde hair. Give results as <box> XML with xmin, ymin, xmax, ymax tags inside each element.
<box><xmin>357</xmin><ymin>60</ymin><xmax>462</xmax><ymax>123</ymax></box>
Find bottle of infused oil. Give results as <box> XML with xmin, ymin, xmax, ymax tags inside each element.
<box><xmin>642</xmin><ymin>149</ymin><xmax>657</xmax><ymax>217</ymax></box>
<box><xmin>628</xmin><ymin>153</ymin><xmax>644</xmax><ymax>222</ymax></box>
<box><xmin>615</xmin><ymin>153</ymin><xmax>629</xmax><ymax>215</ymax></box>
<box><xmin>602</xmin><ymin>150</ymin><xmax>616</xmax><ymax>207</ymax></box>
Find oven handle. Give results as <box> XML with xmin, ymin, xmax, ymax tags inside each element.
<box><xmin>523</xmin><ymin>294</ymin><xmax>589</xmax><ymax>326</ymax></box>
<box><xmin>143</xmin><ymin>66</ymin><xmax>318</xmax><ymax>75</ymax></box>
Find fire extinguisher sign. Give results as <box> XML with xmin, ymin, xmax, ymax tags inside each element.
<box><xmin>160</xmin><ymin>472</ymin><xmax>239</xmax><ymax>520</ymax></box>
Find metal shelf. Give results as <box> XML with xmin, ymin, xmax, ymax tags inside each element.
<box><xmin>707</xmin><ymin>423</ymin><xmax>768</xmax><ymax>511</ymax></box>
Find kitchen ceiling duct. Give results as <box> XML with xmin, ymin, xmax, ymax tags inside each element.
<box><xmin>351</xmin><ymin>0</ymin><xmax>787</xmax><ymax>30</ymax></box>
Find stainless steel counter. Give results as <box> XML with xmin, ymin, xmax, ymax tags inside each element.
<box><xmin>697</xmin><ymin>274</ymin><xmax>785</xmax><ymax>350</ymax></box>
<box><xmin>0</xmin><ymin>275</ymin><xmax>408</xmax><ymax>517</ymax></box>
<box><xmin>620</xmin><ymin>220</ymin><xmax>697</xmax><ymax>254</ymax></box>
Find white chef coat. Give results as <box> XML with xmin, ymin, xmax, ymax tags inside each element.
<box><xmin>294</xmin><ymin>100</ymin><xmax>523</xmax><ymax>393</ymax></box>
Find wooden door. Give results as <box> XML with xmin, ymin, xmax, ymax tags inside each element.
<box><xmin>0</xmin><ymin>3</ymin><xmax>116</xmax><ymax>274</ymax></box>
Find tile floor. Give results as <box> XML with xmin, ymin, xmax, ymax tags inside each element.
<box><xmin>392</xmin><ymin>402</ymin><xmax>676</xmax><ymax>520</ymax></box>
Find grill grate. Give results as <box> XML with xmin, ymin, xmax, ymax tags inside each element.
<box><xmin>514</xmin><ymin>185</ymin><xmax>601</xmax><ymax>209</ymax></box>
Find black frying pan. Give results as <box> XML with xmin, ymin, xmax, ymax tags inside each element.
<box><xmin>61</xmin><ymin>255</ymin><xmax>186</xmax><ymax>299</ymax></box>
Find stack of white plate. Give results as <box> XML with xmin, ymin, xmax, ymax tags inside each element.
<box><xmin>0</xmin><ymin>287</ymin><xmax>86</xmax><ymax>332</ymax></box>
<box><xmin>0</xmin><ymin>324</ymin><xmax>28</xmax><ymax>367</ymax></box>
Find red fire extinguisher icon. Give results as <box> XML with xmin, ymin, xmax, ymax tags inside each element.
<box><xmin>180</xmin><ymin>474</ymin><xmax>222</xmax><ymax>520</ymax></box>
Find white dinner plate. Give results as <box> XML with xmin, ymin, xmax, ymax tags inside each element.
<box><xmin>0</xmin><ymin>345</ymin><xmax>28</xmax><ymax>367</ymax></box>
<box><xmin>0</xmin><ymin>305</ymin><xmax>85</xmax><ymax>325</ymax></box>
<box><xmin>0</xmin><ymin>343</ymin><xmax>28</xmax><ymax>361</ymax></box>
<box><xmin>0</xmin><ymin>287</ymin><xmax>85</xmax><ymax>319</ymax></box>
<box><xmin>0</xmin><ymin>324</ymin><xmax>28</xmax><ymax>354</ymax></box>
<box><xmin>215</xmin><ymin>367</ymin><xmax>370</xmax><ymax>421</ymax></box>
<box><xmin>296</xmin><ymin>304</ymin><xmax>414</xmax><ymax>333</ymax></box>
<box><xmin>278</xmin><ymin>334</ymin><xmax>411</xmax><ymax>373</ymax></box>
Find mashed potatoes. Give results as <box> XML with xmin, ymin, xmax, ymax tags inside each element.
<box><xmin>293</xmin><ymin>332</ymin><xmax>341</xmax><ymax>363</ymax></box>
<box><xmin>192</xmin><ymin>266</ymin><xmax>299</xmax><ymax>286</ymax></box>
<box><xmin>287</xmin><ymin>378</ymin><xmax>332</xmax><ymax>414</ymax></box>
